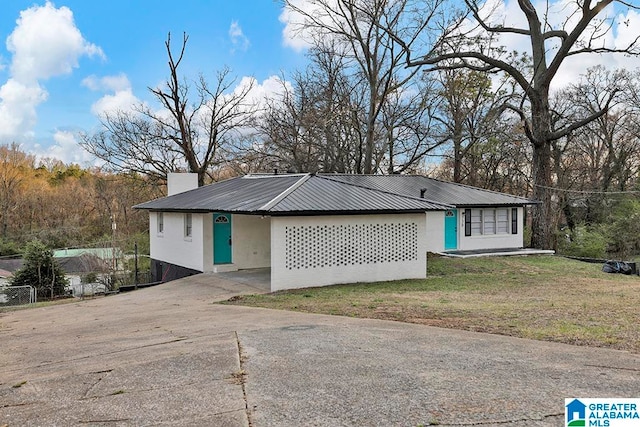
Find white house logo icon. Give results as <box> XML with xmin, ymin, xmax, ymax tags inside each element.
<box><xmin>566</xmin><ymin>399</ymin><xmax>586</xmax><ymax>426</ymax></box>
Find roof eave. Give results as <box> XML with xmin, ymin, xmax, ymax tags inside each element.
<box><xmin>454</xmin><ymin>201</ymin><xmax>537</xmax><ymax>208</ymax></box>
<box><xmin>263</xmin><ymin>208</ymin><xmax>445</xmax><ymax>216</ymax></box>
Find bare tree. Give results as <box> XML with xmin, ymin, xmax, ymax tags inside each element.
<box><xmin>380</xmin><ymin>77</ymin><xmax>445</xmax><ymax>173</ymax></box>
<box><xmin>253</xmin><ymin>44</ymin><xmax>365</xmax><ymax>173</ymax></box>
<box><xmin>390</xmin><ymin>0</ymin><xmax>640</xmax><ymax>248</ymax></box>
<box><xmin>81</xmin><ymin>33</ymin><xmax>256</xmax><ymax>186</ymax></box>
<box><xmin>432</xmin><ymin>68</ymin><xmax>516</xmax><ymax>183</ymax></box>
<box><xmin>553</xmin><ymin>66</ymin><xmax>640</xmax><ymax>228</ymax></box>
<box><xmin>282</xmin><ymin>0</ymin><xmax>443</xmax><ymax>173</ymax></box>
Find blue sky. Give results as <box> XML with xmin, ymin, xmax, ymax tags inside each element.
<box><xmin>0</xmin><ymin>1</ymin><xmax>309</xmax><ymax>164</ymax></box>
<box><xmin>1</xmin><ymin>1</ymin><xmax>639</xmax><ymax>165</ymax></box>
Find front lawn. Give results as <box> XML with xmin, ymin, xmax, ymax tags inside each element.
<box><xmin>222</xmin><ymin>255</ymin><xmax>640</xmax><ymax>353</ymax></box>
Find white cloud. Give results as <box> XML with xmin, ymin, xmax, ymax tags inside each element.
<box><xmin>7</xmin><ymin>1</ymin><xmax>104</xmax><ymax>83</ymax></box>
<box><xmin>0</xmin><ymin>1</ymin><xmax>103</xmax><ymax>142</ymax></box>
<box><xmin>229</xmin><ymin>21</ymin><xmax>250</xmax><ymax>53</ymax></box>
<box><xmin>0</xmin><ymin>79</ymin><xmax>47</xmax><ymax>139</ymax></box>
<box><xmin>83</xmin><ymin>73</ymin><xmax>140</xmax><ymax>116</ymax></box>
<box><xmin>91</xmin><ymin>88</ymin><xmax>139</xmax><ymax>117</ymax></box>
<box><xmin>47</xmin><ymin>130</ymin><xmax>96</xmax><ymax>164</ymax></box>
<box><xmin>279</xmin><ymin>0</ymin><xmax>323</xmax><ymax>52</ymax></box>
<box><xmin>82</xmin><ymin>73</ymin><xmax>130</xmax><ymax>92</ymax></box>
<box><xmin>234</xmin><ymin>75</ymin><xmax>293</xmax><ymax>111</ymax></box>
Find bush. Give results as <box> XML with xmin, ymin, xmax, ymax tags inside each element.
<box><xmin>0</xmin><ymin>239</ymin><xmax>21</xmax><ymax>256</ymax></box>
<box><xmin>556</xmin><ymin>225</ymin><xmax>607</xmax><ymax>259</ymax></box>
<box><xmin>605</xmin><ymin>199</ymin><xmax>640</xmax><ymax>259</ymax></box>
<box><xmin>10</xmin><ymin>240</ymin><xmax>69</xmax><ymax>299</ymax></box>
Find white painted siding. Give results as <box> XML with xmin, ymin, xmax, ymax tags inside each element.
<box><xmin>425</xmin><ymin>211</ymin><xmax>445</xmax><ymax>252</ymax></box>
<box><xmin>458</xmin><ymin>207</ymin><xmax>524</xmax><ymax>251</ymax></box>
<box><xmin>232</xmin><ymin>215</ymin><xmax>271</xmax><ymax>269</ymax></box>
<box><xmin>202</xmin><ymin>213</ymin><xmax>214</xmax><ymax>272</ymax></box>
<box><xmin>149</xmin><ymin>212</ymin><xmax>204</xmax><ymax>272</ymax></box>
<box><xmin>271</xmin><ymin>214</ymin><xmax>427</xmax><ymax>291</ymax></box>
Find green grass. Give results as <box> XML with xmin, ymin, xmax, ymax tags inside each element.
<box><xmin>222</xmin><ymin>255</ymin><xmax>640</xmax><ymax>353</ymax></box>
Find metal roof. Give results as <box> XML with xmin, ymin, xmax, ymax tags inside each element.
<box><xmin>134</xmin><ymin>174</ymin><xmax>303</xmax><ymax>213</ymax></box>
<box><xmin>134</xmin><ymin>174</ymin><xmax>453</xmax><ymax>215</ymax></box>
<box><xmin>320</xmin><ymin>174</ymin><xmax>534</xmax><ymax>207</ymax></box>
<box><xmin>268</xmin><ymin>175</ymin><xmax>450</xmax><ymax>213</ymax></box>
<box><xmin>134</xmin><ymin>173</ymin><xmax>534</xmax><ymax>215</ymax></box>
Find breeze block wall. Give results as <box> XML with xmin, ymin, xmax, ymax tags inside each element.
<box><xmin>270</xmin><ymin>213</ymin><xmax>427</xmax><ymax>291</ymax></box>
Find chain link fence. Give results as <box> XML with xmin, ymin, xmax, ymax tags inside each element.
<box><xmin>0</xmin><ymin>285</ymin><xmax>36</xmax><ymax>306</ymax></box>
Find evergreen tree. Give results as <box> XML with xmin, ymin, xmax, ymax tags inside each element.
<box><xmin>11</xmin><ymin>240</ymin><xmax>68</xmax><ymax>299</ymax></box>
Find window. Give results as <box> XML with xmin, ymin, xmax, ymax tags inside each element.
<box><xmin>184</xmin><ymin>213</ymin><xmax>192</xmax><ymax>238</ymax></box>
<box><xmin>497</xmin><ymin>209</ymin><xmax>509</xmax><ymax>234</ymax></box>
<box><xmin>465</xmin><ymin>208</ymin><xmax>512</xmax><ymax>236</ymax></box>
<box><xmin>483</xmin><ymin>209</ymin><xmax>496</xmax><ymax>234</ymax></box>
<box><xmin>157</xmin><ymin>212</ymin><xmax>164</xmax><ymax>234</ymax></box>
<box><xmin>471</xmin><ymin>210</ymin><xmax>482</xmax><ymax>235</ymax></box>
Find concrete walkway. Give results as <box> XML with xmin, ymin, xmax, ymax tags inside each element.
<box><xmin>0</xmin><ymin>273</ymin><xmax>638</xmax><ymax>426</ymax></box>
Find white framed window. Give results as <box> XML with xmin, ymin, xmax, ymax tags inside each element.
<box><xmin>157</xmin><ymin>212</ymin><xmax>164</xmax><ymax>234</ymax></box>
<box><xmin>483</xmin><ymin>209</ymin><xmax>496</xmax><ymax>234</ymax></box>
<box><xmin>465</xmin><ymin>208</ymin><xmax>512</xmax><ymax>236</ymax></box>
<box><xmin>471</xmin><ymin>210</ymin><xmax>482</xmax><ymax>235</ymax></box>
<box><xmin>184</xmin><ymin>213</ymin><xmax>192</xmax><ymax>238</ymax></box>
<box><xmin>496</xmin><ymin>209</ymin><xmax>509</xmax><ymax>234</ymax></box>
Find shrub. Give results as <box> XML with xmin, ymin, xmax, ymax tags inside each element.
<box><xmin>556</xmin><ymin>225</ymin><xmax>607</xmax><ymax>259</ymax></box>
<box><xmin>10</xmin><ymin>240</ymin><xmax>69</xmax><ymax>299</ymax></box>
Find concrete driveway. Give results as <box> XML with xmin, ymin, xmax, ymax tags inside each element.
<box><xmin>1</xmin><ymin>273</ymin><xmax>638</xmax><ymax>426</ymax></box>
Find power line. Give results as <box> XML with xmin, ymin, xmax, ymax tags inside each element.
<box><xmin>534</xmin><ymin>184</ymin><xmax>640</xmax><ymax>195</ymax></box>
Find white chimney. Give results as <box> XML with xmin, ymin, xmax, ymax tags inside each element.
<box><xmin>167</xmin><ymin>173</ymin><xmax>198</xmax><ymax>196</ymax></box>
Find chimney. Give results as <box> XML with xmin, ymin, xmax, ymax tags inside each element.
<box><xmin>167</xmin><ymin>173</ymin><xmax>198</xmax><ymax>196</ymax></box>
<box><xmin>420</xmin><ymin>188</ymin><xmax>427</xmax><ymax>198</ymax></box>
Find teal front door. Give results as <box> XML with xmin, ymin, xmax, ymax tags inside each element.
<box><xmin>213</xmin><ymin>213</ymin><xmax>232</xmax><ymax>264</ymax></box>
<box><xmin>444</xmin><ymin>209</ymin><xmax>458</xmax><ymax>250</ymax></box>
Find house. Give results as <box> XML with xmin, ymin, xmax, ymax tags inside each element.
<box><xmin>135</xmin><ymin>173</ymin><xmax>535</xmax><ymax>291</ymax></box>
<box><xmin>53</xmin><ymin>248</ymin><xmax>123</xmax><ymax>272</ymax></box>
<box><xmin>566</xmin><ymin>399</ymin><xmax>586</xmax><ymax>424</ymax></box>
<box><xmin>53</xmin><ymin>250</ymin><xmax>113</xmax><ymax>296</ymax></box>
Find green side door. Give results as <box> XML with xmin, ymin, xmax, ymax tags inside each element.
<box><xmin>444</xmin><ymin>209</ymin><xmax>458</xmax><ymax>250</ymax></box>
<box><xmin>213</xmin><ymin>213</ymin><xmax>232</xmax><ymax>264</ymax></box>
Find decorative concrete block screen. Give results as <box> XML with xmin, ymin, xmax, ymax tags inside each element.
<box><xmin>271</xmin><ymin>214</ymin><xmax>427</xmax><ymax>291</ymax></box>
<box><xmin>284</xmin><ymin>222</ymin><xmax>418</xmax><ymax>270</ymax></box>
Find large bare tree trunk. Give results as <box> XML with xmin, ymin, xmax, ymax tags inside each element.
<box><xmin>531</xmin><ymin>141</ymin><xmax>553</xmax><ymax>249</ymax></box>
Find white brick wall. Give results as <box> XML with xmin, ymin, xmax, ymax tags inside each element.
<box><xmin>232</xmin><ymin>215</ymin><xmax>271</xmax><ymax>269</ymax></box>
<box><xmin>150</xmin><ymin>212</ymin><xmax>204</xmax><ymax>272</ymax></box>
<box><xmin>270</xmin><ymin>214</ymin><xmax>427</xmax><ymax>291</ymax></box>
<box><xmin>425</xmin><ymin>211</ymin><xmax>445</xmax><ymax>252</ymax></box>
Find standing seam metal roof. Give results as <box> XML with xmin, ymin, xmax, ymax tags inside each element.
<box><xmin>319</xmin><ymin>174</ymin><xmax>534</xmax><ymax>206</ymax></box>
<box><xmin>134</xmin><ymin>174</ymin><xmax>454</xmax><ymax>214</ymax></box>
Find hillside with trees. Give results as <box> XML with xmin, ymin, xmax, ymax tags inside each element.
<box><xmin>0</xmin><ymin>143</ymin><xmax>158</xmax><ymax>257</ymax></box>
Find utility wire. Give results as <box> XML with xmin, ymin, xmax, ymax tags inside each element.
<box><xmin>534</xmin><ymin>184</ymin><xmax>640</xmax><ymax>195</ymax></box>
